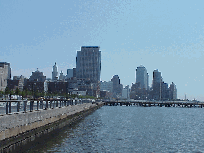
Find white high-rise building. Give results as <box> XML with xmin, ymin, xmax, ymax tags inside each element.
<box><xmin>52</xmin><ymin>62</ymin><xmax>58</xmax><ymax>81</ymax></box>
<box><xmin>59</xmin><ymin>71</ymin><xmax>65</xmax><ymax>81</ymax></box>
<box><xmin>136</xmin><ymin>65</ymin><xmax>149</xmax><ymax>90</ymax></box>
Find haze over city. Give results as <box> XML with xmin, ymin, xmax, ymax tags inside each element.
<box><xmin>1</xmin><ymin>0</ymin><xmax>204</xmax><ymax>100</ymax></box>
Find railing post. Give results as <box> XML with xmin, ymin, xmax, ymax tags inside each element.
<box><xmin>46</xmin><ymin>100</ymin><xmax>48</xmax><ymax>109</ymax></box>
<box><xmin>24</xmin><ymin>100</ymin><xmax>27</xmax><ymax>113</ymax></box>
<box><xmin>6</xmin><ymin>102</ymin><xmax>8</xmax><ymax>114</ymax></box>
<box><xmin>56</xmin><ymin>100</ymin><xmax>58</xmax><ymax>107</ymax></box>
<box><xmin>30</xmin><ymin>100</ymin><xmax>34</xmax><ymax>112</ymax></box>
<box><xmin>9</xmin><ymin>101</ymin><xmax>11</xmax><ymax>113</ymax></box>
<box><xmin>50</xmin><ymin>100</ymin><xmax>52</xmax><ymax>109</ymax></box>
<box><xmin>30</xmin><ymin>101</ymin><xmax>31</xmax><ymax>112</ymax></box>
<box><xmin>37</xmin><ymin>101</ymin><xmax>39</xmax><ymax>111</ymax></box>
<box><xmin>17</xmin><ymin>101</ymin><xmax>20</xmax><ymax>112</ymax></box>
<box><xmin>40</xmin><ymin>100</ymin><xmax>43</xmax><ymax>109</ymax></box>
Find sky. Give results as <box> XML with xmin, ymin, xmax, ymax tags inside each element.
<box><xmin>0</xmin><ymin>0</ymin><xmax>204</xmax><ymax>101</ymax></box>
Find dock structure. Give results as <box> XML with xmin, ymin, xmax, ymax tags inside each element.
<box><xmin>103</xmin><ymin>100</ymin><xmax>204</xmax><ymax>108</ymax></box>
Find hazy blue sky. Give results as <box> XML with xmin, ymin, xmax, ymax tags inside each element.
<box><xmin>1</xmin><ymin>0</ymin><xmax>204</xmax><ymax>100</ymax></box>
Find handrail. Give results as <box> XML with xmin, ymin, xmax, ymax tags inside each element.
<box><xmin>0</xmin><ymin>98</ymin><xmax>95</xmax><ymax>115</ymax></box>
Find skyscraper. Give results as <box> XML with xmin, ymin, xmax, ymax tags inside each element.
<box><xmin>136</xmin><ymin>65</ymin><xmax>149</xmax><ymax>90</ymax></box>
<box><xmin>76</xmin><ymin>46</ymin><xmax>101</xmax><ymax>97</ymax></box>
<box><xmin>52</xmin><ymin>62</ymin><xmax>58</xmax><ymax>81</ymax></box>
<box><xmin>76</xmin><ymin>46</ymin><xmax>101</xmax><ymax>82</ymax></box>
<box><xmin>111</xmin><ymin>75</ymin><xmax>123</xmax><ymax>98</ymax></box>
<box><xmin>0</xmin><ymin>62</ymin><xmax>11</xmax><ymax>91</ymax></box>
<box><xmin>169</xmin><ymin>82</ymin><xmax>177</xmax><ymax>100</ymax></box>
<box><xmin>152</xmin><ymin>69</ymin><xmax>162</xmax><ymax>100</ymax></box>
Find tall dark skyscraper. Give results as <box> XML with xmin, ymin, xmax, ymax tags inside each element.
<box><xmin>152</xmin><ymin>69</ymin><xmax>162</xmax><ymax>100</ymax></box>
<box><xmin>76</xmin><ymin>46</ymin><xmax>101</xmax><ymax>82</ymax></box>
<box><xmin>111</xmin><ymin>75</ymin><xmax>123</xmax><ymax>98</ymax></box>
<box><xmin>76</xmin><ymin>46</ymin><xmax>101</xmax><ymax>97</ymax></box>
<box><xmin>136</xmin><ymin>65</ymin><xmax>149</xmax><ymax>90</ymax></box>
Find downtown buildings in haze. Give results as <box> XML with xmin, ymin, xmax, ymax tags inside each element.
<box><xmin>130</xmin><ymin>66</ymin><xmax>177</xmax><ymax>100</ymax></box>
<box><xmin>0</xmin><ymin>46</ymin><xmax>177</xmax><ymax>100</ymax></box>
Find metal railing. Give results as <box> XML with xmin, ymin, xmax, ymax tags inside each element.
<box><xmin>0</xmin><ymin>98</ymin><xmax>96</xmax><ymax>115</ymax></box>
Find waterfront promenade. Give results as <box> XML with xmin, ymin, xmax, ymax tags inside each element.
<box><xmin>0</xmin><ymin>98</ymin><xmax>103</xmax><ymax>152</ymax></box>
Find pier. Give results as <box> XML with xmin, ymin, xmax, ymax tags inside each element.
<box><xmin>103</xmin><ymin>100</ymin><xmax>204</xmax><ymax>108</ymax></box>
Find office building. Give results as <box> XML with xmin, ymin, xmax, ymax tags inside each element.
<box><xmin>100</xmin><ymin>81</ymin><xmax>113</xmax><ymax>93</ymax></box>
<box><xmin>47</xmin><ymin>81</ymin><xmax>68</xmax><ymax>94</ymax></box>
<box><xmin>67</xmin><ymin>68</ymin><xmax>76</xmax><ymax>79</ymax></box>
<box><xmin>152</xmin><ymin>69</ymin><xmax>162</xmax><ymax>100</ymax></box>
<box><xmin>169</xmin><ymin>82</ymin><xmax>177</xmax><ymax>100</ymax></box>
<box><xmin>29</xmin><ymin>68</ymin><xmax>46</xmax><ymax>82</ymax></box>
<box><xmin>111</xmin><ymin>75</ymin><xmax>123</xmax><ymax>98</ymax></box>
<box><xmin>52</xmin><ymin>62</ymin><xmax>58</xmax><ymax>81</ymax></box>
<box><xmin>136</xmin><ymin>65</ymin><xmax>149</xmax><ymax>90</ymax></box>
<box><xmin>59</xmin><ymin>71</ymin><xmax>65</xmax><ymax>81</ymax></box>
<box><xmin>7</xmin><ymin>75</ymin><xmax>24</xmax><ymax>91</ymax></box>
<box><xmin>122</xmin><ymin>85</ymin><xmax>130</xmax><ymax>99</ymax></box>
<box><xmin>0</xmin><ymin>62</ymin><xmax>11</xmax><ymax>91</ymax></box>
<box><xmin>76</xmin><ymin>46</ymin><xmax>101</xmax><ymax>97</ymax></box>
<box><xmin>76</xmin><ymin>46</ymin><xmax>101</xmax><ymax>82</ymax></box>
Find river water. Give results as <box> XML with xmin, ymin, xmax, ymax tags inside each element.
<box><xmin>19</xmin><ymin>106</ymin><xmax>204</xmax><ymax>152</ymax></box>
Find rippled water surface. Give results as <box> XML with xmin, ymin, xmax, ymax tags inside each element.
<box><xmin>24</xmin><ymin>106</ymin><xmax>204</xmax><ymax>152</ymax></box>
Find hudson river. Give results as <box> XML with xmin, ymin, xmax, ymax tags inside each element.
<box><xmin>21</xmin><ymin>105</ymin><xmax>204</xmax><ymax>152</ymax></box>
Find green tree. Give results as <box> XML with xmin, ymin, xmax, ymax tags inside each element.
<box><xmin>15</xmin><ymin>88</ymin><xmax>20</xmax><ymax>95</ymax></box>
<box><xmin>4</xmin><ymin>87</ymin><xmax>10</xmax><ymax>95</ymax></box>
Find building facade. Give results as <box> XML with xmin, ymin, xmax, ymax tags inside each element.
<box><xmin>136</xmin><ymin>65</ymin><xmax>149</xmax><ymax>90</ymax></box>
<box><xmin>52</xmin><ymin>62</ymin><xmax>58</xmax><ymax>81</ymax></box>
<box><xmin>29</xmin><ymin>68</ymin><xmax>46</xmax><ymax>82</ymax></box>
<box><xmin>76</xmin><ymin>46</ymin><xmax>101</xmax><ymax>82</ymax></box>
<box><xmin>47</xmin><ymin>81</ymin><xmax>68</xmax><ymax>94</ymax></box>
<box><xmin>122</xmin><ymin>85</ymin><xmax>130</xmax><ymax>99</ymax></box>
<box><xmin>111</xmin><ymin>75</ymin><xmax>123</xmax><ymax>98</ymax></box>
<box><xmin>0</xmin><ymin>62</ymin><xmax>11</xmax><ymax>91</ymax></box>
<box><xmin>67</xmin><ymin>68</ymin><xmax>76</xmax><ymax>79</ymax></box>
<box><xmin>152</xmin><ymin>69</ymin><xmax>162</xmax><ymax>100</ymax></box>
<box><xmin>59</xmin><ymin>71</ymin><xmax>65</xmax><ymax>81</ymax></box>
<box><xmin>76</xmin><ymin>46</ymin><xmax>101</xmax><ymax>97</ymax></box>
<box><xmin>100</xmin><ymin>81</ymin><xmax>113</xmax><ymax>93</ymax></box>
<box><xmin>169</xmin><ymin>82</ymin><xmax>177</xmax><ymax>100</ymax></box>
<box><xmin>7</xmin><ymin>75</ymin><xmax>24</xmax><ymax>91</ymax></box>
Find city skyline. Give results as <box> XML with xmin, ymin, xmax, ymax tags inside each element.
<box><xmin>1</xmin><ymin>1</ymin><xmax>204</xmax><ymax>100</ymax></box>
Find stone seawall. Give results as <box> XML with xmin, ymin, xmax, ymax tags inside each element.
<box><xmin>0</xmin><ymin>102</ymin><xmax>104</xmax><ymax>152</ymax></box>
